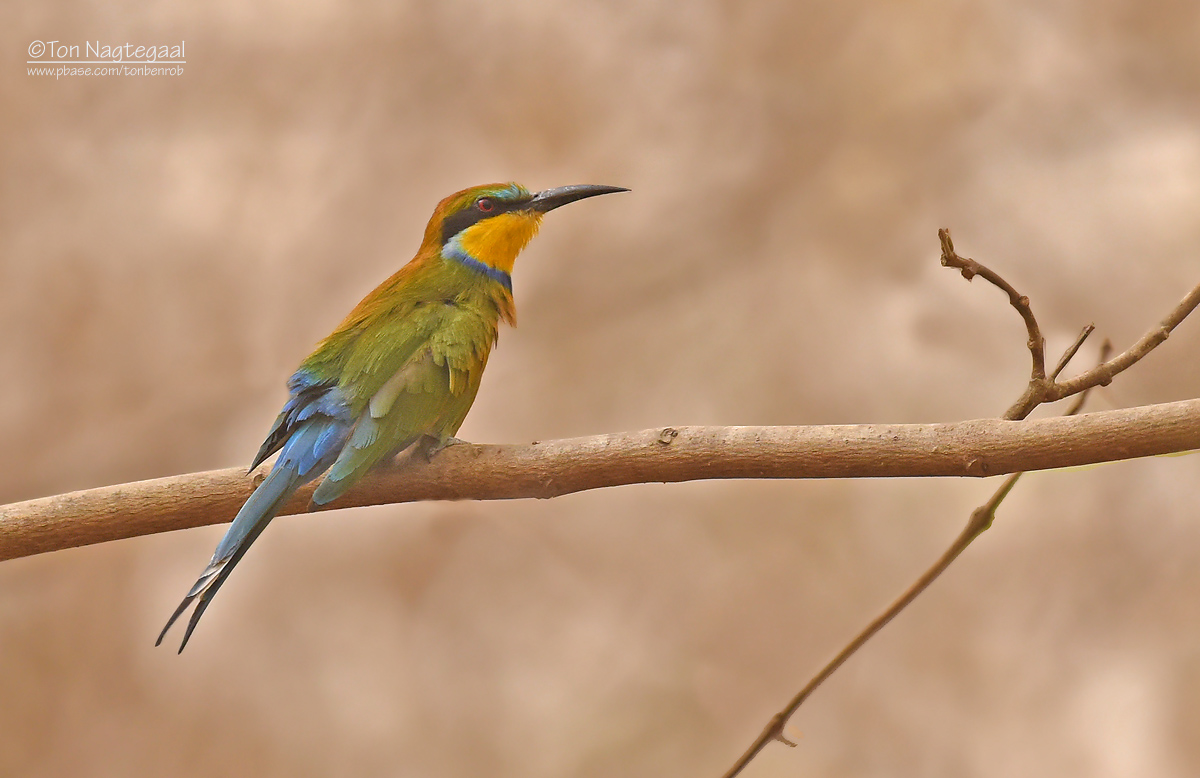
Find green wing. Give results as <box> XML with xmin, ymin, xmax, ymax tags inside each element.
<box><xmin>309</xmin><ymin>302</ymin><xmax>494</xmax><ymax>505</ymax></box>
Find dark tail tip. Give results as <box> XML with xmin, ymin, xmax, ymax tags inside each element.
<box><xmin>177</xmin><ymin>597</ymin><xmax>214</xmax><ymax>654</ymax></box>
<box><xmin>156</xmin><ymin>596</ymin><xmax>194</xmax><ymax>649</ymax></box>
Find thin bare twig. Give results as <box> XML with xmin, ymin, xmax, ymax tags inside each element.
<box><xmin>939</xmin><ymin>228</ymin><xmax>1047</xmax><ymax>419</ymax></box>
<box><xmin>720</xmin><ymin>470</ymin><xmax>1024</xmax><ymax>778</ymax></box>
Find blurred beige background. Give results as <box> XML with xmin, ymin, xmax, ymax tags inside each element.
<box><xmin>3</xmin><ymin>2</ymin><xmax>1200</xmax><ymax>776</ymax></box>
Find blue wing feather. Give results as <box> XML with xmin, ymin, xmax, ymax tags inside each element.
<box><xmin>249</xmin><ymin>369</ymin><xmax>353</xmax><ymax>472</ymax></box>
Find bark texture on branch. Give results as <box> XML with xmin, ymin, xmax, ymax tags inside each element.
<box><xmin>2</xmin><ymin>398</ymin><xmax>1198</xmax><ymax>562</ymax></box>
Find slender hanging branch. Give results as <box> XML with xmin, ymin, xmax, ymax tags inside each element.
<box><xmin>720</xmin><ymin>336</ymin><xmax>1113</xmax><ymax>778</ymax></box>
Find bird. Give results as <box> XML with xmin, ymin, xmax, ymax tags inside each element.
<box><xmin>157</xmin><ymin>182</ymin><xmax>628</xmax><ymax>652</ymax></box>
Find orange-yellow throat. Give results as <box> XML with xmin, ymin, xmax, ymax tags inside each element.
<box><xmin>447</xmin><ymin>211</ymin><xmax>543</xmax><ymax>275</ymax></box>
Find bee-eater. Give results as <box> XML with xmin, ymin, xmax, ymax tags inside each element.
<box><xmin>157</xmin><ymin>182</ymin><xmax>628</xmax><ymax>652</ymax></box>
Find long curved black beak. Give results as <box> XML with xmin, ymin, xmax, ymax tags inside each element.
<box><xmin>528</xmin><ymin>184</ymin><xmax>629</xmax><ymax>213</ymax></box>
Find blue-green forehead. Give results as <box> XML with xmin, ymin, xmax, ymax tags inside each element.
<box><xmin>481</xmin><ymin>183</ymin><xmax>530</xmax><ymax>201</ymax></box>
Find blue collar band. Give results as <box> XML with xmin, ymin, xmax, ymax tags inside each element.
<box><xmin>444</xmin><ymin>245</ymin><xmax>513</xmax><ymax>292</ymax></box>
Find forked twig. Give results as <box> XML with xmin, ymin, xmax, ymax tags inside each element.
<box><xmin>939</xmin><ymin>230</ymin><xmax>1200</xmax><ymax>419</ymax></box>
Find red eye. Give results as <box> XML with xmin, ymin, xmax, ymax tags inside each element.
<box><xmin>477</xmin><ymin>197</ymin><xmax>495</xmax><ymax>212</ymax></box>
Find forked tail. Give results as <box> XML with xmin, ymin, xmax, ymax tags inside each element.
<box><xmin>157</xmin><ymin>418</ymin><xmax>348</xmax><ymax>652</ymax></box>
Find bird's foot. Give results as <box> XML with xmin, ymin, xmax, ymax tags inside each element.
<box><xmin>415</xmin><ymin>435</ymin><xmax>468</xmax><ymax>462</ymax></box>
